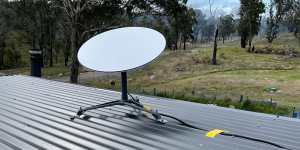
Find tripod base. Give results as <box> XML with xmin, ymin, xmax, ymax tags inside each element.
<box><xmin>70</xmin><ymin>98</ymin><xmax>167</xmax><ymax>124</ymax></box>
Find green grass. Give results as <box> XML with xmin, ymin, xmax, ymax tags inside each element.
<box><xmin>0</xmin><ymin>64</ymin><xmax>70</xmax><ymax>79</ymax></box>
<box><xmin>42</xmin><ymin>64</ymin><xmax>70</xmax><ymax>79</ymax></box>
<box><xmin>254</xmin><ymin>33</ymin><xmax>300</xmax><ymax>52</ymax></box>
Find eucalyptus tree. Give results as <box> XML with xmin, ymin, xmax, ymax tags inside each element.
<box><xmin>286</xmin><ymin>0</ymin><xmax>300</xmax><ymax>40</ymax></box>
<box><xmin>238</xmin><ymin>0</ymin><xmax>265</xmax><ymax>49</ymax></box>
<box><xmin>219</xmin><ymin>14</ymin><xmax>235</xmax><ymax>43</ymax></box>
<box><xmin>12</xmin><ymin>0</ymin><xmax>40</xmax><ymax>50</ymax></box>
<box><xmin>6</xmin><ymin>0</ymin><xmax>61</xmax><ymax>67</ymax></box>
<box><xmin>193</xmin><ymin>9</ymin><xmax>206</xmax><ymax>42</ymax></box>
<box><xmin>157</xmin><ymin>0</ymin><xmax>194</xmax><ymax>50</ymax></box>
<box><xmin>265</xmin><ymin>0</ymin><xmax>293</xmax><ymax>43</ymax></box>
<box><xmin>58</xmin><ymin>0</ymin><xmax>180</xmax><ymax>83</ymax></box>
<box><xmin>0</xmin><ymin>0</ymin><xmax>17</xmax><ymax>68</ymax></box>
<box><xmin>202</xmin><ymin>17</ymin><xmax>216</xmax><ymax>42</ymax></box>
<box><xmin>180</xmin><ymin>8</ymin><xmax>197</xmax><ymax>50</ymax></box>
<box><xmin>295</xmin><ymin>12</ymin><xmax>300</xmax><ymax>41</ymax></box>
<box><xmin>58</xmin><ymin>0</ymin><xmax>125</xmax><ymax>83</ymax></box>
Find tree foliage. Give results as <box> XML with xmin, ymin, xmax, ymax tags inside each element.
<box><xmin>289</xmin><ymin>0</ymin><xmax>300</xmax><ymax>40</ymax></box>
<box><xmin>295</xmin><ymin>9</ymin><xmax>300</xmax><ymax>40</ymax></box>
<box><xmin>193</xmin><ymin>9</ymin><xmax>205</xmax><ymax>41</ymax></box>
<box><xmin>219</xmin><ymin>15</ymin><xmax>235</xmax><ymax>43</ymax></box>
<box><xmin>198</xmin><ymin>16</ymin><xmax>217</xmax><ymax>43</ymax></box>
<box><xmin>265</xmin><ymin>0</ymin><xmax>295</xmax><ymax>43</ymax></box>
<box><xmin>238</xmin><ymin>0</ymin><xmax>265</xmax><ymax>49</ymax></box>
<box><xmin>180</xmin><ymin>8</ymin><xmax>197</xmax><ymax>50</ymax></box>
<box><xmin>0</xmin><ymin>0</ymin><xmax>196</xmax><ymax>82</ymax></box>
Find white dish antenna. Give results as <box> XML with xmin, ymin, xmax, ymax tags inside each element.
<box><xmin>78</xmin><ymin>27</ymin><xmax>166</xmax><ymax>72</ymax></box>
<box><xmin>72</xmin><ymin>27</ymin><xmax>167</xmax><ymax>123</ymax></box>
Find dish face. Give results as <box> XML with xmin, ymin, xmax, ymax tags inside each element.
<box><xmin>78</xmin><ymin>27</ymin><xmax>166</xmax><ymax>72</ymax></box>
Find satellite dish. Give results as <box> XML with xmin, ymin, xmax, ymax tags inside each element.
<box><xmin>78</xmin><ymin>27</ymin><xmax>166</xmax><ymax>72</ymax></box>
<box><xmin>72</xmin><ymin>27</ymin><xmax>167</xmax><ymax>123</ymax></box>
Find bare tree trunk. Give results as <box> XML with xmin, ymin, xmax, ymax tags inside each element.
<box><xmin>179</xmin><ymin>40</ymin><xmax>182</xmax><ymax>49</ymax></box>
<box><xmin>55</xmin><ymin>51</ymin><xmax>58</xmax><ymax>64</ymax></box>
<box><xmin>0</xmin><ymin>52</ymin><xmax>3</xmax><ymax>69</ymax></box>
<box><xmin>178</xmin><ymin>33</ymin><xmax>182</xmax><ymax>50</ymax></box>
<box><xmin>62</xmin><ymin>0</ymin><xmax>89</xmax><ymax>83</ymax></box>
<box><xmin>49</xmin><ymin>25</ymin><xmax>54</xmax><ymax>67</ymax></box>
<box><xmin>174</xmin><ymin>29</ymin><xmax>179</xmax><ymax>50</ymax></box>
<box><xmin>64</xmin><ymin>55</ymin><xmax>69</xmax><ymax>67</ymax></box>
<box><xmin>222</xmin><ymin>36</ymin><xmax>225</xmax><ymax>44</ymax></box>
<box><xmin>49</xmin><ymin>48</ymin><xmax>53</xmax><ymax>67</ymax></box>
<box><xmin>0</xmin><ymin>42</ymin><xmax>5</xmax><ymax>69</ymax></box>
<box><xmin>183</xmin><ymin>36</ymin><xmax>186</xmax><ymax>50</ymax></box>
<box><xmin>212</xmin><ymin>28</ymin><xmax>218</xmax><ymax>65</ymax></box>
<box><xmin>241</xmin><ymin>34</ymin><xmax>247</xmax><ymax>48</ymax></box>
<box><xmin>248</xmin><ymin>39</ymin><xmax>252</xmax><ymax>52</ymax></box>
<box><xmin>70</xmin><ymin>24</ymin><xmax>79</xmax><ymax>83</ymax></box>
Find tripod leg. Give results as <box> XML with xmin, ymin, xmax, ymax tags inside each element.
<box><xmin>70</xmin><ymin>100</ymin><xmax>124</xmax><ymax>120</ymax></box>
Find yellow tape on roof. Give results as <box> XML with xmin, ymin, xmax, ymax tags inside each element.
<box><xmin>206</xmin><ymin>129</ymin><xmax>225</xmax><ymax>138</ymax></box>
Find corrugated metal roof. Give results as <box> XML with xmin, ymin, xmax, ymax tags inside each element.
<box><xmin>0</xmin><ymin>75</ymin><xmax>300</xmax><ymax>150</ymax></box>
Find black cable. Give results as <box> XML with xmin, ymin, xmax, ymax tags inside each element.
<box><xmin>125</xmin><ymin>93</ymin><xmax>292</xmax><ymax>150</ymax></box>
<box><xmin>221</xmin><ymin>133</ymin><xmax>292</xmax><ymax>150</ymax></box>
<box><xmin>159</xmin><ymin>113</ymin><xmax>209</xmax><ymax>131</ymax></box>
<box><xmin>128</xmin><ymin>94</ymin><xmax>143</xmax><ymax>107</ymax></box>
<box><xmin>159</xmin><ymin>113</ymin><xmax>292</xmax><ymax>150</ymax></box>
<box><xmin>128</xmin><ymin>94</ymin><xmax>136</xmax><ymax>102</ymax></box>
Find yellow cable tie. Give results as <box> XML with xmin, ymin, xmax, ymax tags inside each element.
<box><xmin>206</xmin><ymin>129</ymin><xmax>225</xmax><ymax>138</ymax></box>
<box><xmin>143</xmin><ymin>104</ymin><xmax>152</xmax><ymax>112</ymax></box>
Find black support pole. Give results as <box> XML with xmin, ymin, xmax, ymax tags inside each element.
<box><xmin>121</xmin><ymin>71</ymin><xmax>128</xmax><ymax>100</ymax></box>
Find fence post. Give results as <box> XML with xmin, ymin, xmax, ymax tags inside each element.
<box><xmin>172</xmin><ymin>89</ymin><xmax>175</xmax><ymax>97</ymax></box>
<box><xmin>192</xmin><ymin>89</ymin><xmax>195</xmax><ymax>95</ymax></box>
<box><xmin>240</xmin><ymin>95</ymin><xmax>244</xmax><ymax>103</ymax></box>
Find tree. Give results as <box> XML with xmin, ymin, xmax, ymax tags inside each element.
<box><xmin>59</xmin><ymin>0</ymin><xmax>92</xmax><ymax>83</ymax></box>
<box><xmin>265</xmin><ymin>0</ymin><xmax>290</xmax><ymax>43</ymax></box>
<box><xmin>180</xmin><ymin>8</ymin><xmax>197</xmax><ymax>50</ymax></box>
<box><xmin>219</xmin><ymin>14</ymin><xmax>235</xmax><ymax>43</ymax></box>
<box><xmin>3</xmin><ymin>31</ymin><xmax>23</xmax><ymax>67</ymax></box>
<box><xmin>278</xmin><ymin>0</ymin><xmax>299</xmax><ymax>41</ymax></box>
<box><xmin>193</xmin><ymin>9</ymin><xmax>205</xmax><ymax>42</ymax></box>
<box><xmin>293</xmin><ymin>1</ymin><xmax>300</xmax><ymax>40</ymax></box>
<box><xmin>0</xmin><ymin>0</ymin><xmax>193</xmax><ymax>78</ymax></box>
<box><xmin>8</xmin><ymin>0</ymin><xmax>62</xmax><ymax>68</ymax></box>
<box><xmin>295</xmin><ymin>11</ymin><xmax>300</xmax><ymax>41</ymax></box>
<box><xmin>59</xmin><ymin>0</ymin><xmax>172</xmax><ymax>83</ymax></box>
<box><xmin>0</xmin><ymin>0</ymin><xmax>17</xmax><ymax>69</ymax></box>
<box><xmin>164</xmin><ymin>0</ymin><xmax>185</xmax><ymax>50</ymax></box>
<box><xmin>265</xmin><ymin>1</ymin><xmax>278</xmax><ymax>43</ymax></box>
<box><xmin>201</xmin><ymin>17</ymin><xmax>216</xmax><ymax>42</ymax></box>
<box><xmin>161</xmin><ymin>0</ymin><xmax>195</xmax><ymax>50</ymax></box>
<box><xmin>39</xmin><ymin>0</ymin><xmax>61</xmax><ymax>67</ymax></box>
<box><xmin>12</xmin><ymin>0</ymin><xmax>39</xmax><ymax>50</ymax></box>
<box><xmin>238</xmin><ymin>0</ymin><xmax>265</xmax><ymax>49</ymax></box>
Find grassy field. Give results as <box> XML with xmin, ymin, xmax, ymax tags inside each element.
<box><xmin>84</xmin><ymin>33</ymin><xmax>300</xmax><ymax>108</ymax></box>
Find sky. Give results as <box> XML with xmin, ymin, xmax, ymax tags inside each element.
<box><xmin>187</xmin><ymin>0</ymin><xmax>270</xmax><ymax>16</ymax></box>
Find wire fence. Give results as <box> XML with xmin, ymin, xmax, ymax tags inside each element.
<box><xmin>131</xmin><ymin>87</ymin><xmax>295</xmax><ymax>117</ymax></box>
